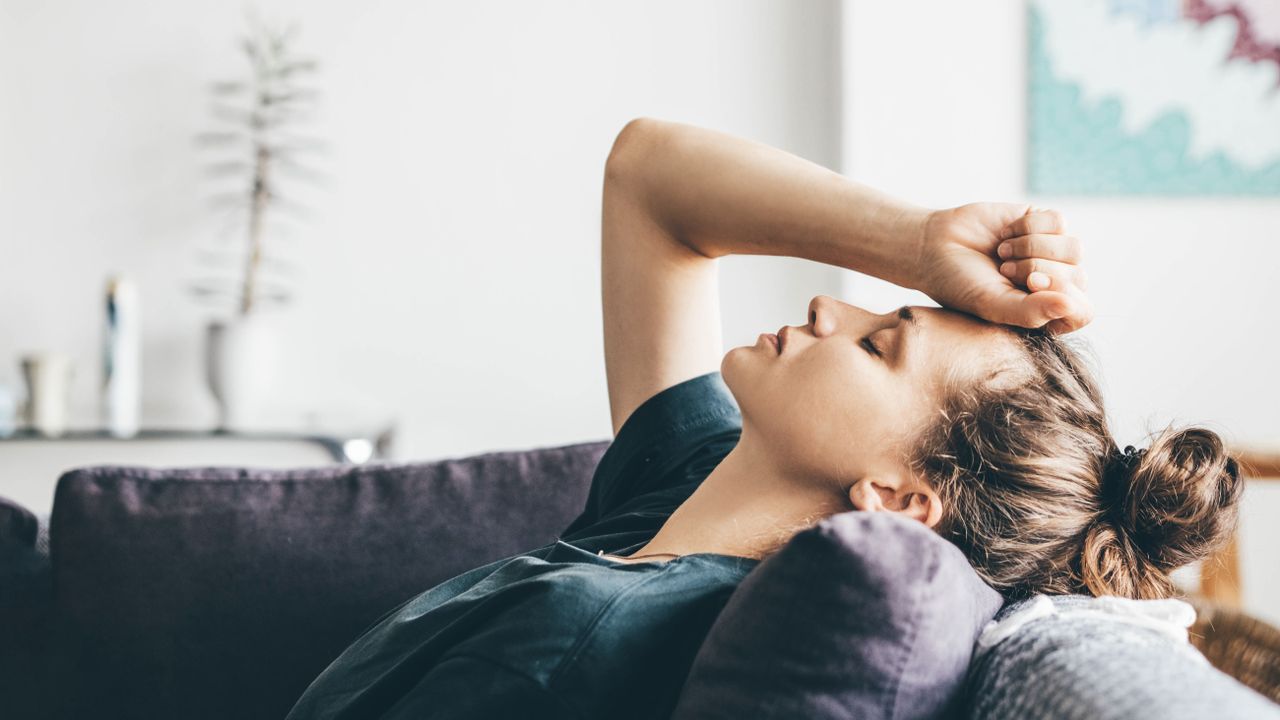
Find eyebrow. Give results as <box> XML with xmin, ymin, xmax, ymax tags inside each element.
<box><xmin>893</xmin><ymin>305</ymin><xmax>919</xmax><ymax>364</ymax></box>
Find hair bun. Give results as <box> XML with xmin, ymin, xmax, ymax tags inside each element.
<box><xmin>1106</xmin><ymin>427</ymin><xmax>1242</xmax><ymax>571</ymax></box>
<box><xmin>1100</xmin><ymin>444</ymin><xmax>1145</xmax><ymax>510</ymax></box>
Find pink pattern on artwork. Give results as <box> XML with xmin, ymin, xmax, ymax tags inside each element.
<box><xmin>1186</xmin><ymin>0</ymin><xmax>1280</xmax><ymax>83</ymax></box>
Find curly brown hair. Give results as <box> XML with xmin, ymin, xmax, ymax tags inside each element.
<box><xmin>911</xmin><ymin>328</ymin><xmax>1243</xmax><ymax>600</ymax></box>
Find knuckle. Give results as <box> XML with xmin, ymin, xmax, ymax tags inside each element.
<box><xmin>1036</xmin><ymin>234</ymin><xmax>1057</xmax><ymax>256</ymax></box>
<box><xmin>1069</xmin><ymin>235</ymin><xmax>1083</xmax><ymax>260</ymax></box>
<box><xmin>1044</xmin><ymin>208</ymin><xmax>1066</xmax><ymax>231</ymax></box>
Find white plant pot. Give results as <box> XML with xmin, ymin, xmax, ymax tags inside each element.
<box><xmin>206</xmin><ymin>314</ymin><xmax>281</xmax><ymax>431</ymax></box>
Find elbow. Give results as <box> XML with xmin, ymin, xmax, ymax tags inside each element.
<box><xmin>604</xmin><ymin>117</ymin><xmax>662</xmax><ymax>184</ymax></box>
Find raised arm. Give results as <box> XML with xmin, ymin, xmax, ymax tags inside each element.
<box><xmin>600</xmin><ymin>117</ymin><xmax>1089</xmax><ymax>433</ymax></box>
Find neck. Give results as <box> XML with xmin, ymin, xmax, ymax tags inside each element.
<box><xmin>629</xmin><ymin>426</ymin><xmax>848</xmax><ymax>560</ymax></box>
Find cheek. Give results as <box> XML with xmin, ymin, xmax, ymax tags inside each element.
<box><xmin>726</xmin><ymin>342</ymin><xmax>916</xmax><ymax>463</ymax></box>
<box><xmin>768</xmin><ymin>347</ymin><xmax>899</xmax><ymax>454</ymax></box>
<box><xmin>798</xmin><ymin>341</ymin><xmax>876</xmax><ymax>395</ymax></box>
<box><xmin>732</xmin><ymin>343</ymin><xmax>936</xmax><ymax>484</ymax></box>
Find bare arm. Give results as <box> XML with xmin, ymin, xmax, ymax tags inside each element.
<box><xmin>601</xmin><ymin>117</ymin><xmax>1088</xmax><ymax>433</ymax></box>
<box><xmin>611</xmin><ymin>118</ymin><xmax>932</xmax><ymax>280</ymax></box>
<box><xmin>601</xmin><ymin>118</ymin><xmax>930</xmax><ymax>433</ymax></box>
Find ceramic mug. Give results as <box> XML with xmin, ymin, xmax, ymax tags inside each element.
<box><xmin>21</xmin><ymin>352</ymin><xmax>74</xmax><ymax>437</ymax></box>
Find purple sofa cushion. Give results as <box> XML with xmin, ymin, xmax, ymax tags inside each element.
<box><xmin>43</xmin><ymin>440</ymin><xmax>608</xmax><ymax>720</ymax></box>
<box><xmin>0</xmin><ymin>494</ymin><xmax>37</xmax><ymax>552</ymax></box>
<box><xmin>671</xmin><ymin>511</ymin><xmax>1003</xmax><ymax>720</ymax></box>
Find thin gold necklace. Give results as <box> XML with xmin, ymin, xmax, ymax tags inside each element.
<box><xmin>598</xmin><ymin>549</ymin><xmax>682</xmax><ymax>562</ymax></box>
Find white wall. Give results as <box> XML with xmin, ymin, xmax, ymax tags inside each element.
<box><xmin>0</xmin><ymin>0</ymin><xmax>842</xmax><ymax>460</ymax></box>
<box><xmin>8</xmin><ymin>0</ymin><xmax>1271</xmax><ymax>621</ymax></box>
<box><xmin>840</xmin><ymin>0</ymin><xmax>1280</xmax><ymax>623</ymax></box>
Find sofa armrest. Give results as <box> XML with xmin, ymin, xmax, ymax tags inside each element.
<box><xmin>43</xmin><ymin>439</ymin><xmax>608</xmax><ymax>720</ymax></box>
<box><xmin>1</xmin><ymin>495</ymin><xmax>53</xmax><ymax>719</ymax></box>
<box><xmin>0</xmin><ymin>492</ymin><xmax>47</xmax><ymax>616</ymax></box>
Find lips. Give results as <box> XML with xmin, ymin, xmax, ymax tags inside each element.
<box><xmin>759</xmin><ymin>333</ymin><xmax>780</xmax><ymax>354</ymax></box>
<box><xmin>776</xmin><ymin>326</ymin><xmax>788</xmax><ymax>354</ymax></box>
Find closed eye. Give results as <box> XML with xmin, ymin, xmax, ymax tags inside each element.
<box><xmin>860</xmin><ymin>336</ymin><xmax>883</xmax><ymax>358</ymax></box>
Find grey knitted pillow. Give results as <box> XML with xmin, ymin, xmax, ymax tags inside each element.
<box><xmin>967</xmin><ymin>594</ymin><xmax>1280</xmax><ymax>720</ymax></box>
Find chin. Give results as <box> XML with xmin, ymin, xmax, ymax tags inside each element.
<box><xmin>719</xmin><ymin>350</ymin><xmax>739</xmax><ymax>384</ymax></box>
<box><xmin>720</xmin><ymin>346</ymin><xmax>753</xmax><ymax>385</ymax></box>
<box><xmin>719</xmin><ymin>347</ymin><xmax>761</xmax><ymax>408</ymax></box>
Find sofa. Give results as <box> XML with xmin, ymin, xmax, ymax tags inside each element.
<box><xmin>1</xmin><ymin>440</ymin><xmax>1276</xmax><ymax>720</ymax></box>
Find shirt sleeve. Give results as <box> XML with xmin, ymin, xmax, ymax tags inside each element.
<box><xmin>560</xmin><ymin>371</ymin><xmax>741</xmax><ymax>536</ymax></box>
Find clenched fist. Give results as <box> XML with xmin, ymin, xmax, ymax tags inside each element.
<box><xmin>913</xmin><ymin>203</ymin><xmax>1092</xmax><ymax>335</ymax></box>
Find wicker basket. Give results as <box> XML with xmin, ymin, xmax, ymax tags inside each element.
<box><xmin>1190</xmin><ymin>601</ymin><xmax>1280</xmax><ymax>704</ymax></box>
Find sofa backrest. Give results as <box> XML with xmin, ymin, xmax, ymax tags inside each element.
<box><xmin>37</xmin><ymin>440</ymin><xmax>607</xmax><ymax>720</ymax></box>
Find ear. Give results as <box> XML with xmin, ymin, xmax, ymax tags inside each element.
<box><xmin>847</xmin><ymin>475</ymin><xmax>943</xmax><ymax>529</ymax></box>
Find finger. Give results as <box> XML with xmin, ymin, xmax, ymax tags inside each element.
<box><xmin>1044</xmin><ymin>285</ymin><xmax>1094</xmax><ymax>334</ymax></box>
<box><xmin>997</xmin><ymin>233</ymin><xmax>1083</xmax><ymax>264</ymax></box>
<box><xmin>999</xmin><ymin>208</ymin><xmax>1066</xmax><ymax>240</ymax></box>
<box><xmin>999</xmin><ymin>258</ymin><xmax>1087</xmax><ymax>292</ymax></box>
<box><xmin>984</xmin><ymin>287</ymin><xmax>1077</xmax><ymax>329</ymax></box>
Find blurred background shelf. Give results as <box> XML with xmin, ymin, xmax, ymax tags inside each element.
<box><xmin>0</xmin><ymin>424</ymin><xmax>396</xmax><ymax>515</ymax></box>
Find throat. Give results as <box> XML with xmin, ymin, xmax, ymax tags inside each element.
<box><xmin>629</xmin><ymin>433</ymin><xmax>847</xmax><ymax>560</ymax></box>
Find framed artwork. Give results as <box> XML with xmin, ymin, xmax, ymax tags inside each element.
<box><xmin>1028</xmin><ymin>0</ymin><xmax>1280</xmax><ymax>195</ymax></box>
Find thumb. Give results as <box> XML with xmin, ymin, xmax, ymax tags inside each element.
<box><xmin>975</xmin><ymin>202</ymin><xmax>1032</xmax><ymax>234</ymax></box>
<box><xmin>982</xmin><ymin>287</ymin><xmax>1072</xmax><ymax>329</ymax></box>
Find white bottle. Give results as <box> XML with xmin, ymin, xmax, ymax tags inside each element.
<box><xmin>103</xmin><ymin>275</ymin><xmax>141</xmax><ymax>437</ymax></box>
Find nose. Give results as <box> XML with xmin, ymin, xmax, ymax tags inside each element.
<box><xmin>807</xmin><ymin>294</ymin><xmax>890</xmax><ymax>339</ymax></box>
<box><xmin>807</xmin><ymin>295</ymin><xmax>842</xmax><ymax>338</ymax></box>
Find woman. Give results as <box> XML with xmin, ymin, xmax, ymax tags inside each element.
<box><xmin>286</xmin><ymin>119</ymin><xmax>1241</xmax><ymax>719</ymax></box>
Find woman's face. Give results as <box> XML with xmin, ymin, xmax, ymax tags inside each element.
<box><xmin>721</xmin><ymin>294</ymin><xmax>1021</xmax><ymax>497</ymax></box>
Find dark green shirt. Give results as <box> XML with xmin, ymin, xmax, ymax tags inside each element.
<box><xmin>286</xmin><ymin>371</ymin><xmax>756</xmax><ymax>720</ymax></box>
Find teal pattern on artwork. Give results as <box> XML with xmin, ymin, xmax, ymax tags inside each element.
<box><xmin>1106</xmin><ymin>0</ymin><xmax>1181</xmax><ymax>26</ymax></box>
<box><xmin>1028</xmin><ymin>6</ymin><xmax>1280</xmax><ymax>196</ymax></box>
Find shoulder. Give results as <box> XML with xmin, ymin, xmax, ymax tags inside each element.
<box><xmin>562</xmin><ymin>372</ymin><xmax>741</xmax><ymax>536</ymax></box>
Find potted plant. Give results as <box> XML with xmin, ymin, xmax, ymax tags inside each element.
<box><xmin>193</xmin><ymin>17</ymin><xmax>322</xmax><ymax>431</ymax></box>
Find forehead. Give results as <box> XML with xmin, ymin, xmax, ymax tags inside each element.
<box><xmin>911</xmin><ymin>306</ymin><xmax>1022</xmax><ymax>384</ymax></box>
<box><xmin>915</xmin><ymin>305</ymin><xmax>1002</xmax><ymax>337</ymax></box>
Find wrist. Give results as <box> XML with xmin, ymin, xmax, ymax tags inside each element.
<box><xmin>826</xmin><ymin>179</ymin><xmax>935</xmax><ymax>288</ymax></box>
<box><xmin>883</xmin><ymin>205</ymin><xmax>935</xmax><ymax>290</ymax></box>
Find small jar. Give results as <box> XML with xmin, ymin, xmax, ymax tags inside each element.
<box><xmin>0</xmin><ymin>383</ymin><xmax>15</xmax><ymax>438</ymax></box>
